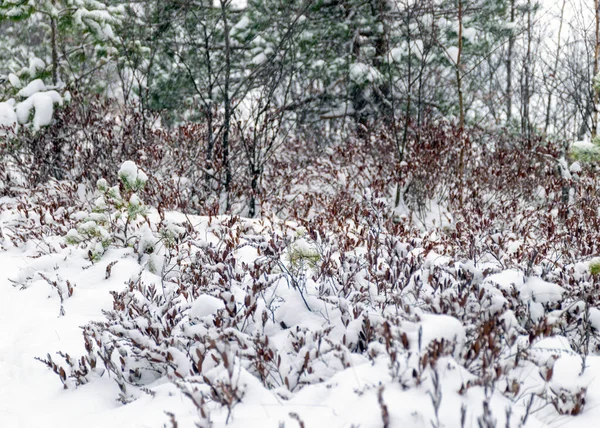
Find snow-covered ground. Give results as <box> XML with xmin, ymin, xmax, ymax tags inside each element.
<box><xmin>0</xmin><ymin>234</ymin><xmax>560</xmax><ymax>427</ymax></box>
<box><xmin>0</xmin><ymin>248</ymin><xmax>174</xmax><ymax>428</ymax></box>
<box><xmin>2</xmin><ymin>179</ymin><xmax>600</xmax><ymax>427</ymax></box>
<box><xmin>0</xmin><ymin>233</ymin><xmax>538</xmax><ymax>428</ymax></box>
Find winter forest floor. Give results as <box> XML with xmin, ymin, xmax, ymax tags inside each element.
<box><xmin>4</xmin><ymin>122</ymin><xmax>600</xmax><ymax>428</ymax></box>
<box><xmin>3</xmin><ymin>212</ymin><xmax>600</xmax><ymax>428</ymax></box>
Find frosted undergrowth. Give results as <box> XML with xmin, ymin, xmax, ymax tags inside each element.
<box><xmin>0</xmin><ymin>203</ymin><xmax>598</xmax><ymax>427</ymax></box>
<box><xmin>2</xmin><ymin>152</ymin><xmax>600</xmax><ymax>427</ymax></box>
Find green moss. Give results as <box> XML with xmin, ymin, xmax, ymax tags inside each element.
<box><xmin>590</xmin><ymin>259</ymin><xmax>600</xmax><ymax>276</ymax></box>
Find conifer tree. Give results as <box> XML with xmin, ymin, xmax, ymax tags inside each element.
<box><xmin>0</xmin><ymin>0</ymin><xmax>121</xmax><ymax>92</ymax></box>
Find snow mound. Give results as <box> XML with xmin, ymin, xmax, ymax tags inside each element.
<box><xmin>17</xmin><ymin>79</ymin><xmax>47</xmax><ymax>98</ymax></box>
<box><xmin>15</xmin><ymin>90</ymin><xmax>63</xmax><ymax>130</ymax></box>
<box><xmin>520</xmin><ymin>276</ymin><xmax>565</xmax><ymax>304</ymax></box>
<box><xmin>0</xmin><ymin>101</ymin><xmax>18</xmax><ymax>135</ymax></box>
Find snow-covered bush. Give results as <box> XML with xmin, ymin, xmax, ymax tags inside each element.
<box><xmin>0</xmin><ymin>84</ymin><xmax>63</xmax><ymax>133</ymax></box>
<box><xmin>0</xmin><ymin>179</ymin><xmax>84</xmax><ymax>249</ymax></box>
<box><xmin>0</xmin><ymin>62</ymin><xmax>64</xmax><ymax>134</ymax></box>
<box><xmin>25</xmin><ymin>120</ymin><xmax>600</xmax><ymax>425</ymax></box>
<box><xmin>65</xmin><ymin>161</ymin><xmax>150</xmax><ymax>261</ymax></box>
<box><xmin>0</xmin><ymin>97</ymin><xmax>163</xmax><ymax>188</ymax></box>
<box><xmin>0</xmin><ymin>99</ymin><xmax>18</xmax><ymax>136</ymax></box>
<box><xmin>14</xmin><ymin>79</ymin><xmax>64</xmax><ymax>131</ymax></box>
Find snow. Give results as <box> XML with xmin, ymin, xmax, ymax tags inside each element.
<box><xmin>213</xmin><ymin>0</ymin><xmax>247</xmax><ymax>9</ymax></box>
<box><xmin>118</xmin><ymin>160</ymin><xmax>138</xmax><ymax>182</ymax></box>
<box><xmin>349</xmin><ymin>62</ymin><xmax>383</xmax><ymax>84</ymax></box>
<box><xmin>190</xmin><ymin>295</ymin><xmax>225</xmax><ymax>319</ymax></box>
<box><xmin>0</xmin><ymin>247</ymin><xmax>165</xmax><ymax>428</ymax></box>
<box><xmin>418</xmin><ymin>313</ymin><xmax>466</xmax><ymax>353</ymax></box>
<box><xmin>0</xmin><ymin>242</ymin><xmax>542</xmax><ymax>428</ymax></box>
<box><xmin>231</xmin><ymin>15</ymin><xmax>250</xmax><ymax>37</ymax></box>
<box><xmin>485</xmin><ymin>270</ymin><xmax>564</xmax><ymax>304</ymax></box>
<box><xmin>446</xmin><ymin>46</ymin><xmax>459</xmax><ymax>64</ymax></box>
<box><xmin>251</xmin><ymin>52</ymin><xmax>267</xmax><ymax>65</ymax></box>
<box><xmin>8</xmin><ymin>73</ymin><xmax>21</xmax><ymax>89</ymax></box>
<box><xmin>571</xmin><ymin>140</ymin><xmax>598</xmax><ymax>151</ymax></box>
<box><xmin>0</xmin><ymin>203</ymin><xmax>596</xmax><ymax>427</ymax></box>
<box><xmin>462</xmin><ymin>27</ymin><xmax>477</xmax><ymax>43</ymax></box>
<box><xmin>15</xmin><ymin>90</ymin><xmax>63</xmax><ymax>130</ymax></box>
<box><xmin>520</xmin><ymin>276</ymin><xmax>565</xmax><ymax>304</ymax></box>
<box><xmin>118</xmin><ymin>160</ymin><xmax>147</xmax><ymax>187</ymax></box>
<box><xmin>412</xmin><ymin>40</ymin><xmax>424</xmax><ymax>58</ymax></box>
<box><xmin>390</xmin><ymin>46</ymin><xmax>405</xmax><ymax>62</ymax></box>
<box><xmin>17</xmin><ymin>79</ymin><xmax>47</xmax><ymax>98</ymax></box>
<box><xmin>29</xmin><ymin>58</ymin><xmax>46</xmax><ymax>76</ymax></box>
<box><xmin>0</xmin><ymin>101</ymin><xmax>18</xmax><ymax>135</ymax></box>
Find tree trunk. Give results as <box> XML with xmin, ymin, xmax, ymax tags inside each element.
<box><xmin>204</xmin><ymin>19</ymin><xmax>215</xmax><ymax>189</ymax></box>
<box><xmin>248</xmin><ymin>167</ymin><xmax>260</xmax><ymax>218</ymax></box>
<box><xmin>522</xmin><ymin>0</ymin><xmax>532</xmax><ymax>140</ymax></box>
<box><xmin>593</xmin><ymin>0</ymin><xmax>600</xmax><ymax>138</ymax></box>
<box><xmin>395</xmin><ymin>3</ymin><xmax>413</xmax><ymax>208</ymax></box>
<box><xmin>457</xmin><ymin>0</ymin><xmax>466</xmax><ymax>206</ymax></box>
<box><xmin>220</xmin><ymin>0</ymin><xmax>232</xmax><ymax>212</ymax></box>
<box><xmin>456</xmin><ymin>0</ymin><xmax>464</xmax><ymax>130</ymax></box>
<box><xmin>544</xmin><ymin>0</ymin><xmax>565</xmax><ymax>135</ymax></box>
<box><xmin>51</xmin><ymin>0</ymin><xmax>59</xmax><ymax>85</ymax></box>
<box><xmin>506</xmin><ymin>0</ymin><xmax>515</xmax><ymax>123</ymax></box>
